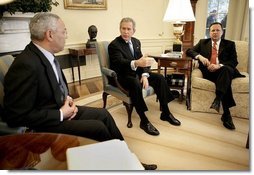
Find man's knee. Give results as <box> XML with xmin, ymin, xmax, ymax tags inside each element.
<box><xmin>221</xmin><ymin>65</ymin><xmax>234</xmax><ymax>75</ymax></box>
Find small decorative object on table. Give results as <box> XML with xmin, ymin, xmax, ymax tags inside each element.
<box><xmin>86</xmin><ymin>25</ymin><xmax>97</xmax><ymax>48</ymax></box>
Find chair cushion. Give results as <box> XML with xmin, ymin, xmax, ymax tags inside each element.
<box><xmin>142</xmin><ymin>86</ymin><xmax>154</xmax><ymax>98</ymax></box>
<box><xmin>192</xmin><ymin>71</ymin><xmax>249</xmax><ymax>93</ymax></box>
<box><xmin>0</xmin><ymin>55</ymin><xmax>14</xmax><ymax>106</ymax></box>
<box><xmin>232</xmin><ymin>72</ymin><xmax>249</xmax><ymax>92</ymax></box>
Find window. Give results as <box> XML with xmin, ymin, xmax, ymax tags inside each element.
<box><xmin>205</xmin><ymin>0</ymin><xmax>230</xmax><ymax>38</ymax></box>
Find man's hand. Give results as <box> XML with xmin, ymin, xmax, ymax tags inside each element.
<box><xmin>135</xmin><ymin>55</ymin><xmax>155</xmax><ymax>67</ymax></box>
<box><xmin>208</xmin><ymin>64</ymin><xmax>221</xmax><ymax>72</ymax></box>
<box><xmin>140</xmin><ymin>76</ymin><xmax>149</xmax><ymax>89</ymax></box>
<box><xmin>198</xmin><ymin>55</ymin><xmax>210</xmax><ymax>66</ymax></box>
<box><xmin>60</xmin><ymin>96</ymin><xmax>78</xmax><ymax>120</ymax></box>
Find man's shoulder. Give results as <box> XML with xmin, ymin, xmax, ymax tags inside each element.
<box><xmin>109</xmin><ymin>36</ymin><xmax>122</xmax><ymax>46</ymax></box>
<box><xmin>199</xmin><ymin>38</ymin><xmax>210</xmax><ymax>43</ymax></box>
<box><xmin>16</xmin><ymin>43</ymin><xmax>37</xmax><ymax>60</ymax></box>
<box><xmin>14</xmin><ymin>43</ymin><xmax>44</xmax><ymax>68</ymax></box>
<box><xmin>221</xmin><ymin>39</ymin><xmax>235</xmax><ymax>45</ymax></box>
<box><xmin>131</xmin><ymin>37</ymin><xmax>140</xmax><ymax>45</ymax></box>
<box><xmin>131</xmin><ymin>37</ymin><xmax>140</xmax><ymax>42</ymax></box>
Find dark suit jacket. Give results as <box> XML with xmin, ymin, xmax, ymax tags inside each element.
<box><xmin>108</xmin><ymin>36</ymin><xmax>150</xmax><ymax>79</ymax></box>
<box><xmin>186</xmin><ymin>39</ymin><xmax>243</xmax><ymax>78</ymax></box>
<box><xmin>3</xmin><ymin>42</ymin><xmax>68</xmax><ymax>128</ymax></box>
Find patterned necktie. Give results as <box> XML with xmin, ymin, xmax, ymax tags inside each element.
<box><xmin>54</xmin><ymin>58</ymin><xmax>68</xmax><ymax>100</ymax></box>
<box><xmin>128</xmin><ymin>41</ymin><xmax>134</xmax><ymax>57</ymax></box>
<box><xmin>210</xmin><ymin>41</ymin><xmax>217</xmax><ymax>64</ymax></box>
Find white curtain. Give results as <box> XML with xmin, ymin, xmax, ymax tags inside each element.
<box><xmin>226</xmin><ymin>0</ymin><xmax>249</xmax><ymax>41</ymax></box>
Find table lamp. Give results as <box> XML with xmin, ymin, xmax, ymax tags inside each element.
<box><xmin>0</xmin><ymin>0</ymin><xmax>14</xmax><ymax>5</ymax></box>
<box><xmin>163</xmin><ymin>0</ymin><xmax>195</xmax><ymax>52</ymax></box>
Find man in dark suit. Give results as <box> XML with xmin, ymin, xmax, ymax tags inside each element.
<box><xmin>3</xmin><ymin>13</ymin><xmax>157</xmax><ymax>170</ymax></box>
<box><xmin>108</xmin><ymin>17</ymin><xmax>181</xmax><ymax>136</ymax></box>
<box><xmin>186</xmin><ymin>22</ymin><xmax>244</xmax><ymax>130</ymax></box>
<box><xmin>3</xmin><ymin>12</ymin><xmax>123</xmax><ymax>142</ymax></box>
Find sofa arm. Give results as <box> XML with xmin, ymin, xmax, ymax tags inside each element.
<box><xmin>192</xmin><ymin>68</ymin><xmax>203</xmax><ymax>78</ymax></box>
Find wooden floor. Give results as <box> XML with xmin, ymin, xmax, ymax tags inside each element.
<box><xmin>68</xmin><ymin>78</ymin><xmax>250</xmax><ymax>171</ymax></box>
<box><xmin>68</xmin><ymin>77</ymin><xmax>103</xmax><ymax>99</ymax></box>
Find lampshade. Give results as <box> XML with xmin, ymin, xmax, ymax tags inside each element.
<box><xmin>0</xmin><ymin>0</ymin><xmax>14</xmax><ymax>5</ymax></box>
<box><xmin>163</xmin><ymin>0</ymin><xmax>196</xmax><ymax>22</ymax></box>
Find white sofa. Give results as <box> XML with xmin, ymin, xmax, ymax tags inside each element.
<box><xmin>190</xmin><ymin>40</ymin><xmax>249</xmax><ymax>119</ymax></box>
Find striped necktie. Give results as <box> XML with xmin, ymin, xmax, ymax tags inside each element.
<box><xmin>210</xmin><ymin>42</ymin><xmax>217</xmax><ymax>64</ymax></box>
<box><xmin>54</xmin><ymin>58</ymin><xmax>68</xmax><ymax>100</ymax></box>
<box><xmin>128</xmin><ymin>41</ymin><xmax>134</xmax><ymax>57</ymax></box>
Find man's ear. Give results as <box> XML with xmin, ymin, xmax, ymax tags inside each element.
<box><xmin>46</xmin><ymin>30</ymin><xmax>53</xmax><ymax>41</ymax></box>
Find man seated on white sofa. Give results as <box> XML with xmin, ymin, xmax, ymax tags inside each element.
<box><xmin>186</xmin><ymin>22</ymin><xmax>245</xmax><ymax>130</ymax></box>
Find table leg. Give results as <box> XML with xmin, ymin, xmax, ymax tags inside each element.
<box><xmin>77</xmin><ymin>56</ymin><xmax>81</xmax><ymax>85</ymax></box>
<box><xmin>186</xmin><ymin>60</ymin><xmax>192</xmax><ymax>110</ymax></box>
<box><xmin>246</xmin><ymin>132</ymin><xmax>249</xmax><ymax>149</ymax></box>
<box><xmin>69</xmin><ymin>55</ymin><xmax>75</xmax><ymax>83</ymax></box>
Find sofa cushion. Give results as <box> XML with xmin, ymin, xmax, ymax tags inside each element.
<box><xmin>192</xmin><ymin>70</ymin><xmax>249</xmax><ymax>93</ymax></box>
<box><xmin>231</xmin><ymin>72</ymin><xmax>249</xmax><ymax>92</ymax></box>
<box><xmin>234</xmin><ymin>40</ymin><xmax>248</xmax><ymax>73</ymax></box>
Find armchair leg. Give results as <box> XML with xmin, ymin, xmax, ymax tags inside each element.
<box><xmin>102</xmin><ymin>92</ymin><xmax>109</xmax><ymax>108</ymax></box>
<box><xmin>246</xmin><ymin>132</ymin><xmax>249</xmax><ymax>149</ymax></box>
<box><xmin>123</xmin><ymin>102</ymin><xmax>133</xmax><ymax>128</ymax></box>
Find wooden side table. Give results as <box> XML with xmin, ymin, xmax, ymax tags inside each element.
<box><xmin>150</xmin><ymin>55</ymin><xmax>192</xmax><ymax>109</ymax></box>
<box><xmin>68</xmin><ymin>47</ymin><xmax>96</xmax><ymax>84</ymax></box>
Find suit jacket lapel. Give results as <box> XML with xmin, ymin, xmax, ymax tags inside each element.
<box><xmin>131</xmin><ymin>38</ymin><xmax>138</xmax><ymax>58</ymax></box>
<box><xmin>207</xmin><ymin>40</ymin><xmax>212</xmax><ymax>58</ymax></box>
<box><xmin>218</xmin><ymin>40</ymin><xmax>225</xmax><ymax>56</ymax></box>
<box><xmin>119</xmin><ymin>37</ymin><xmax>134</xmax><ymax>59</ymax></box>
<box><xmin>29</xmin><ymin>43</ymin><xmax>64</xmax><ymax>106</ymax></box>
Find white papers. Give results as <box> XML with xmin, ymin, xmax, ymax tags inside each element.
<box><xmin>66</xmin><ymin>139</ymin><xmax>144</xmax><ymax>170</ymax></box>
<box><xmin>161</xmin><ymin>52</ymin><xmax>183</xmax><ymax>58</ymax></box>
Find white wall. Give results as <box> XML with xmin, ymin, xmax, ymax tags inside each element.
<box><xmin>52</xmin><ymin>0</ymin><xmax>174</xmax><ymax>53</ymax></box>
<box><xmin>0</xmin><ymin>0</ymin><xmax>248</xmax><ymax>82</ymax></box>
<box><xmin>51</xmin><ymin>0</ymin><xmax>175</xmax><ymax>82</ymax></box>
<box><xmin>51</xmin><ymin>0</ymin><xmax>249</xmax><ymax>82</ymax></box>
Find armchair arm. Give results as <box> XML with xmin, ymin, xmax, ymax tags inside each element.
<box><xmin>192</xmin><ymin>60</ymin><xmax>199</xmax><ymax>69</ymax></box>
<box><xmin>101</xmin><ymin>67</ymin><xmax>117</xmax><ymax>77</ymax></box>
<box><xmin>0</xmin><ymin>121</ymin><xmax>27</xmax><ymax>136</ymax></box>
<box><xmin>101</xmin><ymin>67</ymin><xmax>129</xmax><ymax>95</ymax></box>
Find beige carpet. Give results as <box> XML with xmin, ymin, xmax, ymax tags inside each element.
<box><xmin>75</xmin><ymin>93</ymin><xmax>250</xmax><ymax>170</ymax></box>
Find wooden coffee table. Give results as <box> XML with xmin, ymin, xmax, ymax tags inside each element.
<box><xmin>0</xmin><ymin>133</ymin><xmax>97</xmax><ymax>170</ymax></box>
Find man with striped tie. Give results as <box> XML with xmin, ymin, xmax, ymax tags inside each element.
<box><xmin>3</xmin><ymin>12</ymin><xmax>124</xmax><ymax>142</ymax></box>
<box><xmin>108</xmin><ymin>17</ymin><xmax>181</xmax><ymax>136</ymax></box>
<box><xmin>186</xmin><ymin>22</ymin><xmax>245</xmax><ymax>130</ymax></box>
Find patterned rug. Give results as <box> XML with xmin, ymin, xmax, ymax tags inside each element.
<box><xmin>74</xmin><ymin>92</ymin><xmax>123</xmax><ymax>109</ymax></box>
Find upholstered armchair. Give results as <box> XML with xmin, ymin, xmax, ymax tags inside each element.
<box><xmin>190</xmin><ymin>40</ymin><xmax>249</xmax><ymax>119</ymax></box>
<box><xmin>96</xmin><ymin>41</ymin><xmax>155</xmax><ymax>128</ymax></box>
<box><xmin>0</xmin><ymin>55</ymin><xmax>27</xmax><ymax>135</ymax></box>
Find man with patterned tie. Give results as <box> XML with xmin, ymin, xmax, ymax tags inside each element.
<box><xmin>186</xmin><ymin>22</ymin><xmax>245</xmax><ymax>130</ymax></box>
<box><xmin>3</xmin><ymin>12</ymin><xmax>124</xmax><ymax>142</ymax></box>
<box><xmin>108</xmin><ymin>17</ymin><xmax>181</xmax><ymax>136</ymax></box>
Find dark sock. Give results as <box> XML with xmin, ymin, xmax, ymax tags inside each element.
<box><xmin>137</xmin><ymin>111</ymin><xmax>149</xmax><ymax>125</ymax></box>
<box><xmin>223</xmin><ymin>106</ymin><xmax>230</xmax><ymax>118</ymax></box>
<box><xmin>161</xmin><ymin>104</ymin><xmax>170</xmax><ymax>116</ymax></box>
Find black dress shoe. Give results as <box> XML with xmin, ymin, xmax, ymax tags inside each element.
<box><xmin>141</xmin><ymin>163</ymin><xmax>157</xmax><ymax>170</ymax></box>
<box><xmin>160</xmin><ymin>112</ymin><xmax>181</xmax><ymax>126</ymax></box>
<box><xmin>210</xmin><ymin>98</ymin><xmax>220</xmax><ymax>113</ymax></box>
<box><xmin>221</xmin><ymin>114</ymin><xmax>235</xmax><ymax>130</ymax></box>
<box><xmin>140</xmin><ymin>122</ymin><xmax>160</xmax><ymax>136</ymax></box>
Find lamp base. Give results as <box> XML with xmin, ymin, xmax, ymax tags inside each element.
<box><xmin>173</xmin><ymin>43</ymin><xmax>182</xmax><ymax>52</ymax></box>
